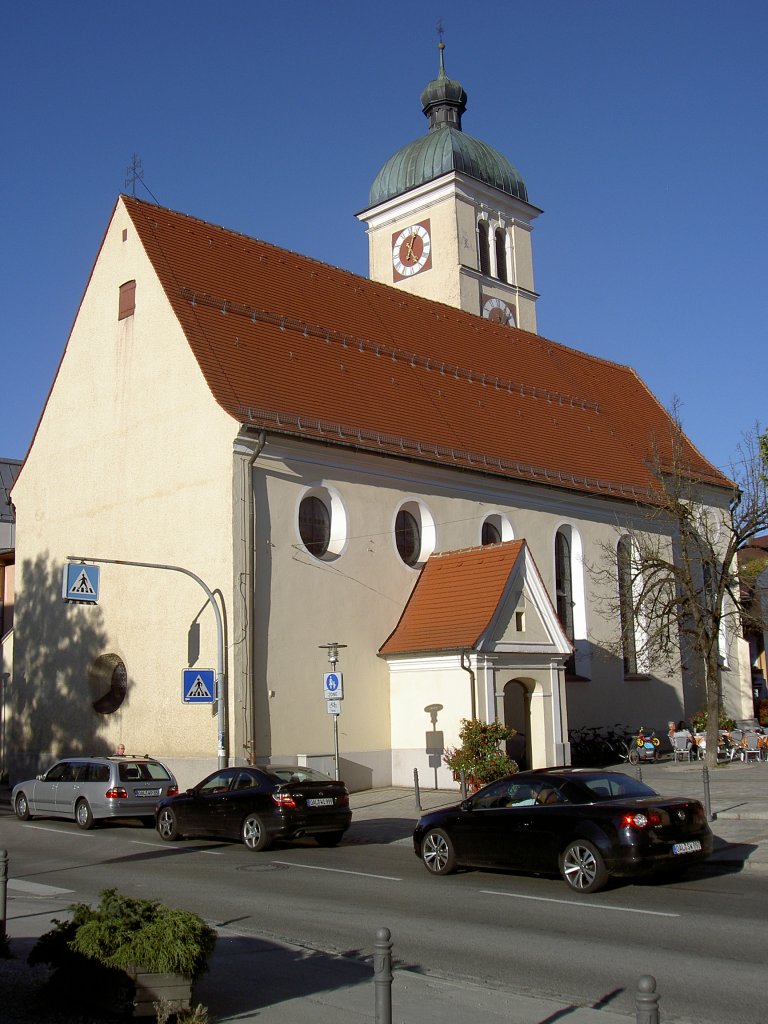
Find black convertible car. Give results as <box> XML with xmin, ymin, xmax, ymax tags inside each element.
<box><xmin>413</xmin><ymin>768</ymin><xmax>713</xmax><ymax>893</ymax></box>
<box><xmin>156</xmin><ymin>765</ymin><xmax>351</xmax><ymax>850</ymax></box>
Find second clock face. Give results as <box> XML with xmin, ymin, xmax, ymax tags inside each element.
<box><xmin>482</xmin><ymin>296</ymin><xmax>516</xmax><ymax>326</ymax></box>
<box><xmin>392</xmin><ymin>221</ymin><xmax>432</xmax><ymax>280</ymax></box>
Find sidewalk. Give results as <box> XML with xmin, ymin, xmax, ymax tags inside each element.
<box><xmin>3</xmin><ymin>758</ymin><xmax>768</xmax><ymax>1023</ymax></box>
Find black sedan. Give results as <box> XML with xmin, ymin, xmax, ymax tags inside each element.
<box><xmin>413</xmin><ymin>768</ymin><xmax>713</xmax><ymax>893</ymax></box>
<box><xmin>156</xmin><ymin>765</ymin><xmax>351</xmax><ymax>851</ymax></box>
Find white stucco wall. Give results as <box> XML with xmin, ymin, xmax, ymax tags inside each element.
<box><xmin>10</xmin><ymin>199</ymin><xmax>238</xmax><ymax>784</ymax></box>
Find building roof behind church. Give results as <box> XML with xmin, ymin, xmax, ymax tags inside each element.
<box><xmin>121</xmin><ymin>195</ymin><xmax>729</xmax><ymax>500</ymax></box>
<box><xmin>379</xmin><ymin>541</ymin><xmax>526</xmax><ymax>655</ymax></box>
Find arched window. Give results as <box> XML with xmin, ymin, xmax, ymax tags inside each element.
<box><xmin>395</xmin><ymin>509</ymin><xmax>420</xmax><ymax>566</ymax></box>
<box><xmin>617</xmin><ymin>536</ymin><xmax>638</xmax><ymax>676</ymax></box>
<box><xmin>555</xmin><ymin>531</ymin><xmax>574</xmax><ymax>641</ymax></box>
<box><xmin>477</xmin><ymin>220</ymin><xmax>490</xmax><ymax>276</ymax></box>
<box><xmin>299</xmin><ymin>495</ymin><xmax>330</xmax><ymax>557</ymax></box>
<box><xmin>494</xmin><ymin>228</ymin><xmax>508</xmax><ymax>283</ymax></box>
<box><xmin>481</xmin><ymin>519</ymin><xmax>501</xmax><ymax>546</ymax></box>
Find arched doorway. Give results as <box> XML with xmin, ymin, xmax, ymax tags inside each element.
<box><xmin>503</xmin><ymin>680</ymin><xmax>531</xmax><ymax>771</ymax></box>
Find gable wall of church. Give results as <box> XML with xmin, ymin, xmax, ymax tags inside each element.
<box><xmin>10</xmin><ymin>201</ymin><xmax>239</xmax><ymax>782</ymax></box>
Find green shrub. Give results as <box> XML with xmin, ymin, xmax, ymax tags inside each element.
<box><xmin>443</xmin><ymin>718</ymin><xmax>518</xmax><ymax>789</ymax></box>
<box><xmin>30</xmin><ymin>889</ymin><xmax>216</xmax><ymax>980</ymax></box>
<box><xmin>690</xmin><ymin>709</ymin><xmax>737</xmax><ymax>733</ymax></box>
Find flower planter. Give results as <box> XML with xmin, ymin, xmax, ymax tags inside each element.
<box><xmin>130</xmin><ymin>968</ymin><xmax>193</xmax><ymax>1018</ymax></box>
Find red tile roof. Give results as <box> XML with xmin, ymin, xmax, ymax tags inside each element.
<box><xmin>379</xmin><ymin>541</ymin><xmax>528</xmax><ymax>655</ymax></box>
<box><xmin>122</xmin><ymin>195</ymin><xmax>730</xmax><ymax>500</ymax></box>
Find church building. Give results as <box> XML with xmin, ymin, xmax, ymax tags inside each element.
<box><xmin>8</xmin><ymin>47</ymin><xmax>751</xmax><ymax>790</ymax></box>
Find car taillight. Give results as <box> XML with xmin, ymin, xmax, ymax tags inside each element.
<box><xmin>167</xmin><ymin>785</ymin><xmax>178</xmax><ymax>796</ymax></box>
<box><xmin>338</xmin><ymin>793</ymin><xmax>349</xmax><ymax>807</ymax></box>
<box><xmin>272</xmin><ymin>792</ymin><xmax>297</xmax><ymax>809</ymax></box>
<box><xmin>622</xmin><ymin>810</ymin><xmax>662</xmax><ymax>829</ymax></box>
<box><xmin>105</xmin><ymin>787</ymin><xmax>128</xmax><ymax>799</ymax></box>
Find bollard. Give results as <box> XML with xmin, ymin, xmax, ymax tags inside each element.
<box><xmin>635</xmin><ymin>975</ymin><xmax>660</xmax><ymax>1024</ymax></box>
<box><xmin>414</xmin><ymin>767</ymin><xmax>422</xmax><ymax>812</ymax></box>
<box><xmin>701</xmin><ymin>764</ymin><xmax>715</xmax><ymax>821</ymax></box>
<box><xmin>0</xmin><ymin>849</ymin><xmax>7</xmax><ymax>942</ymax></box>
<box><xmin>373</xmin><ymin>927</ymin><xmax>393</xmax><ymax>1024</ymax></box>
<box><xmin>636</xmin><ymin>764</ymin><xmax>643</xmax><ymax>784</ymax></box>
<box><xmin>459</xmin><ymin>769</ymin><xmax>468</xmax><ymax>801</ymax></box>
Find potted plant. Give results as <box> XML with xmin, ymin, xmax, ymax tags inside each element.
<box><xmin>443</xmin><ymin>718</ymin><xmax>518</xmax><ymax>791</ymax></box>
<box><xmin>29</xmin><ymin>888</ymin><xmax>216</xmax><ymax>1018</ymax></box>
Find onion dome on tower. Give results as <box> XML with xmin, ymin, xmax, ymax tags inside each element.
<box><xmin>368</xmin><ymin>42</ymin><xmax>529</xmax><ymax>208</ymax></box>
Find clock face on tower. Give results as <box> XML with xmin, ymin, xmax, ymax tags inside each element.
<box><xmin>392</xmin><ymin>220</ymin><xmax>432</xmax><ymax>281</ymax></box>
<box><xmin>482</xmin><ymin>296</ymin><xmax>516</xmax><ymax>327</ymax></box>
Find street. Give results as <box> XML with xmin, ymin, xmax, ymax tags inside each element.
<box><xmin>2</xmin><ymin>805</ymin><xmax>766</xmax><ymax>1024</ymax></box>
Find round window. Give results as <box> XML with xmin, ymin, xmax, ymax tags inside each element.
<box><xmin>299</xmin><ymin>495</ymin><xmax>331</xmax><ymax>556</ymax></box>
<box><xmin>89</xmin><ymin>654</ymin><xmax>128</xmax><ymax>714</ymax></box>
<box><xmin>395</xmin><ymin>509</ymin><xmax>420</xmax><ymax>566</ymax></box>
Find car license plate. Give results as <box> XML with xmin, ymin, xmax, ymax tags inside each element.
<box><xmin>307</xmin><ymin>798</ymin><xmax>334</xmax><ymax>807</ymax></box>
<box><xmin>135</xmin><ymin>788</ymin><xmax>161</xmax><ymax>798</ymax></box>
<box><xmin>672</xmin><ymin>840</ymin><xmax>702</xmax><ymax>855</ymax></box>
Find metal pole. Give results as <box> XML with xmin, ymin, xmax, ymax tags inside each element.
<box><xmin>332</xmin><ymin>714</ymin><xmax>340</xmax><ymax>781</ymax></box>
<box><xmin>373</xmin><ymin>927</ymin><xmax>393</xmax><ymax>1024</ymax></box>
<box><xmin>460</xmin><ymin>769</ymin><xmax>468</xmax><ymax>800</ymax></box>
<box><xmin>319</xmin><ymin>642</ymin><xmax>346</xmax><ymax>783</ymax></box>
<box><xmin>0</xmin><ymin>849</ymin><xmax>7</xmax><ymax>943</ymax></box>
<box><xmin>414</xmin><ymin>767</ymin><xmax>422</xmax><ymax>811</ymax></box>
<box><xmin>702</xmin><ymin>763</ymin><xmax>715</xmax><ymax>821</ymax></box>
<box><xmin>68</xmin><ymin>555</ymin><xmax>227</xmax><ymax>767</ymax></box>
<box><xmin>635</xmin><ymin>975</ymin><xmax>660</xmax><ymax>1024</ymax></box>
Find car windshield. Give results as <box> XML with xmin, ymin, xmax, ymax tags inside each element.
<box><xmin>118</xmin><ymin>761</ymin><xmax>171</xmax><ymax>782</ymax></box>
<box><xmin>577</xmin><ymin>774</ymin><xmax>658</xmax><ymax>802</ymax></box>
<box><xmin>266</xmin><ymin>766</ymin><xmax>332</xmax><ymax>784</ymax></box>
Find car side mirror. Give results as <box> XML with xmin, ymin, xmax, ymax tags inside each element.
<box><xmin>36</xmin><ymin>773</ymin><xmax>45</xmax><ymax>781</ymax></box>
<box><xmin>186</xmin><ymin>788</ymin><xmax>196</xmax><ymax>796</ymax></box>
<box><xmin>460</xmin><ymin>798</ymin><xmax>472</xmax><ymax>811</ymax></box>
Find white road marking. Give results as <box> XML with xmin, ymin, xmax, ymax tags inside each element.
<box><xmin>25</xmin><ymin>825</ymin><xmax>92</xmax><ymax>836</ymax></box>
<box><xmin>479</xmin><ymin>889</ymin><xmax>680</xmax><ymax>917</ymax></box>
<box><xmin>9</xmin><ymin>879</ymin><xmax>75</xmax><ymax>896</ymax></box>
<box><xmin>272</xmin><ymin>860</ymin><xmax>402</xmax><ymax>881</ymax></box>
<box><xmin>129</xmin><ymin>841</ymin><xmax>223</xmax><ymax>854</ymax></box>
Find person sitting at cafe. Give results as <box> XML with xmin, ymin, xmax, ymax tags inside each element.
<box><xmin>676</xmin><ymin>721</ymin><xmax>697</xmax><ymax>758</ymax></box>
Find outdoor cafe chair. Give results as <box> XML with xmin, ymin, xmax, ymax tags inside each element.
<box><xmin>671</xmin><ymin>734</ymin><xmax>693</xmax><ymax>762</ymax></box>
<box><xmin>741</xmin><ymin>733</ymin><xmax>762</xmax><ymax>763</ymax></box>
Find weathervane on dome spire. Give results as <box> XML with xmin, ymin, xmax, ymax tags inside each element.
<box><xmin>436</xmin><ymin>17</ymin><xmax>447</xmax><ymax>73</ymax></box>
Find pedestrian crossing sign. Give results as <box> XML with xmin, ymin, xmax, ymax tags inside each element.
<box><xmin>183</xmin><ymin>669</ymin><xmax>215</xmax><ymax>704</ymax></box>
<box><xmin>62</xmin><ymin>563</ymin><xmax>100</xmax><ymax>604</ymax></box>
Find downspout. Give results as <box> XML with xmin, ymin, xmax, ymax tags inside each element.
<box><xmin>460</xmin><ymin>649</ymin><xmax>477</xmax><ymax>719</ymax></box>
<box><xmin>244</xmin><ymin>430</ymin><xmax>266</xmax><ymax>763</ymax></box>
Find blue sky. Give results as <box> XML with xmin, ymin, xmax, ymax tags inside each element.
<box><xmin>3</xmin><ymin>1</ymin><xmax>766</xmax><ymax>475</ymax></box>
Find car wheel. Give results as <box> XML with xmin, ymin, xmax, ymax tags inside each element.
<box><xmin>241</xmin><ymin>814</ymin><xmax>272</xmax><ymax>851</ymax></box>
<box><xmin>157</xmin><ymin>807</ymin><xmax>182</xmax><ymax>841</ymax></box>
<box><xmin>75</xmin><ymin>799</ymin><xmax>95</xmax><ymax>830</ymax></box>
<box><xmin>315</xmin><ymin>830</ymin><xmax>345</xmax><ymax>847</ymax></box>
<box><xmin>421</xmin><ymin>828</ymin><xmax>457</xmax><ymax>875</ymax></box>
<box><xmin>560</xmin><ymin>839</ymin><xmax>609</xmax><ymax>894</ymax></box>
<box><xmin>628</xmin><ymin>747</ymin><xmax>640</xmax><ymax>765</ymax></box>
<box><xmin>15</xmin><ymin>792</ymin><xmax>31</xmax><ymax>820</ymax></box>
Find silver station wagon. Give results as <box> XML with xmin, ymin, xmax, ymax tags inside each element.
<box><xmin>12</xmin><ymin>755</ymin><xmax>178</xmax><ymax>829</ymax></box>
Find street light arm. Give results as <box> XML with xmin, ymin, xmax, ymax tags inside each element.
<box><xmin>67</xmin><ymin>555</ymin><xmax>227</xmax><ymax>766</ymax></box>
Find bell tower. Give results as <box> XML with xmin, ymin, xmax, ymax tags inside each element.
<box><xmin>357</xmin><ymin>43</ymin><xmax>542</xmax><ymax>333</ymax></box>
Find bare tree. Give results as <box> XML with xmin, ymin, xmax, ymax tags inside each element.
<box><xmin>592</xmin><ymin>408</ymin><xmax>768</xmax><ymax>766</ymax></box>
